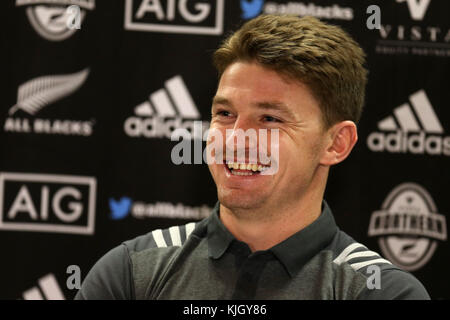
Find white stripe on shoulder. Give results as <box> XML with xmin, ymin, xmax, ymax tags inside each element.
<box><xmin>344</xmin><ymin>250</ymin><xmax>379</xmax><ymax>262</ymax></box>
<box><xmin>151</xmin><ymin>229</ymin><xmax>167</xmax><ymax>248</ymax></box>
<box><xmin>333</xmin><ymin>243</ymin><xmax>367</xmax><ymax>265</ymax></box>
<box><xmin>350</xmin><ymin>258</ymin><xmax>392</xmax><ymax>271</ymax></box>
<box><xmin>169</xmin><ymin>226</ymin><xmax>182</xmax><ymax>247</ymax></box>
<box><xmin>185</xmin><ymin>222</ymin><xmax>196</xmax><ymax>239</ymax></box>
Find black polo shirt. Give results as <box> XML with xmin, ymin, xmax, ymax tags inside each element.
<box><xmin>75</xmin><ymin>201</ymin><xmax>430</xmax><ymax>300</ymax></box>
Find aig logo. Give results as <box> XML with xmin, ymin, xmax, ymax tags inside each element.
<box><xmin>124</xmin><ymin>0</ymin><xmax>224</xmax><ymax>35</ymax></box>
<box><xmin>0</xmin><ymin>172</ymin><xmax>96</xmax><ymax>235</ymax></box>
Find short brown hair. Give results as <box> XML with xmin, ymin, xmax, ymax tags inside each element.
<box><xmin>213</xmin><ymin>15</ymin><xmax>368</xmax><ymax>128</ymax></box>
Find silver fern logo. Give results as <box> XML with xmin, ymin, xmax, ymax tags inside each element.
<box><xmin>16</xmin><ymin>0</ymin><xmax>95</xmax><ymax>41</ymax></box>
<box><xmin>9</xmin><ymin>69</ymin><xmax>89</xmax><ymax>116</ymax></box>
<box><xmin>4</xmin><ymin>68</ymin><xmax>94</xmax><ymax>136</ymax></box>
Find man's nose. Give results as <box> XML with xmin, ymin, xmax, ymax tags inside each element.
<box><xmin>225</xmin><ymin>116</ymin><xmax>259</xmax><ymax>159</ymax></box>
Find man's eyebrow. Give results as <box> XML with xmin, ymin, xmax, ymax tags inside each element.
<box><xmin>212</xmin><ymin>96</ymin><xmax>296</xmax><ymax>119</ymax></box>
<box><xmin>254</xmin><ymin>101</ymin><xmax>296</xmax><ymax>119</ymax></box>
<box><xmin>212</xmin><ymin>96</ymin><xmax>232</xmax><ymax>107</ymax></box>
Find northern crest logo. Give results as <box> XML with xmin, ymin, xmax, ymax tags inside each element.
<box><xmin>367</xmin><ymin>90</ymin><xmax>450</xmax><ymax>156</ymax></box>
<box><xmin>3</xmin><ymin>69</ymin><xmax>94</xmax><ymax>136</ymax></box>
<box><xmin>124</xmin><ymin>75</ymin><xmax>209</xmax><ymax>140</ymax></box>
<box><xmin>368</xmin><ymin>183</ymin><xmax>447</xmax><ymax>271</ymax></box>
<box><xmin>124</xmin><ymin>0</ymin><xmax>224</xmax><ymax>35</ymax></box>
<box><xmin>16</xmin><ymin>0</ymin><xmax>95</xmax><ymax>41</ymax></box>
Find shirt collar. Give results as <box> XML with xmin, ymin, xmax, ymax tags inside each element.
<box><xmin>207</xmin><ymin>202</ymin><xmax>235</xmax><ymax>259</ymax></box>
<box><xmin>206</xmin><ymin>201</ymin><xmax>338</xmax><ymax>277</ymax></box>
<box><xmin>269</xmin><ymin>201</ymin><xmax>338</xmax><ymax>277</ymax></box>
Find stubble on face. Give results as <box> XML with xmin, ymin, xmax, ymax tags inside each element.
<box><xmin>208</xmin><ymin>61</ymin><xmax>328</xmax><ymax>222</ymax></box>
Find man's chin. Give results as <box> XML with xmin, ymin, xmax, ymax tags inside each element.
<box><xmin>217</xmin><ymin>189</ymin><xmax>266</xmax><ymax>211</ymax></box>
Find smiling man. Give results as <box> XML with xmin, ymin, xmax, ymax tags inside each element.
<box><xmin>208</xmin><ymin>61</ymin><xmax>339</xmax><ymax>253</ymax></box>
<box><xmin>76</xmin><ymin>15</ymin><xmax>430</xmax><ymax>300</ymax></box>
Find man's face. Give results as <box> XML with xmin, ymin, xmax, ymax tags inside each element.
<box><xmin>208</xmin><ymin>61</ymin><xmax>329</xmax><ymax>212</ymax></box>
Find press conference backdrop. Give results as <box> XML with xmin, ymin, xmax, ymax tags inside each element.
<box><xmin>0</xmin><ymin>0</ymin><xmax>449</xmax><ymax>300</ymax></box>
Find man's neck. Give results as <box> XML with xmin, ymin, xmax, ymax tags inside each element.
<box><xmin>219</xmin><ymin>189</ymin><xmax>324</xmax><ymax>252</ymax></box>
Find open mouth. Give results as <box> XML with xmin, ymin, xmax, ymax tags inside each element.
<box><xmin>225</xmin><ymin>161</ymin><xmax>270</xmax><ymax>176</ymax></box>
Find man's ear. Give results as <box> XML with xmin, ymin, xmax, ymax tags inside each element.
<box><xmin>320</xmin><ymin>121</ymin><xmax>358</xmax><ymax>166</ymax></box>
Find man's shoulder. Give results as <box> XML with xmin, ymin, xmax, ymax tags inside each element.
<box><xmin>326</xmin><ymin>229</ymin><xmax>430</xmax><ymax>299</ymax></box>
<box><xmin>329</xmin><ymin>229</ymin><xmax>393</xmax><ymax>273</ymax></box>
<box><xmin>123</xmin><ymin>220</ymin><xmax>204</xmax><ymax>253</ymax></box>
<box><xmin>75</xmin><ymin>219</ymin><xmax>208</xmax><ymax>300</ymax></box>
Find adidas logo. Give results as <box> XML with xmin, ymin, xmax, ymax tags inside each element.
<box><xmin>22</xmin><ymin>274</ymin><xmax>65</xmax><ymax>300</ymax></box>
<box><xmin>367</xmin><ymin>90</ymin><xmax>450</xmax><ymax>156</ymax></box>
<box><xmin>124</xmin><ymin>75</ymin><xmax>209</xmax><ymax>140</ymax></box>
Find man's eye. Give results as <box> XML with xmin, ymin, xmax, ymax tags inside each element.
<box><xmin>263</xmin><ymin>115</ymin><xmax>280</xmax><ymax>122</ymax></box>
<box><xmin>217</xmin><ymin>110</ymin><xmax>231</xmax><ymax>117</ymax></box>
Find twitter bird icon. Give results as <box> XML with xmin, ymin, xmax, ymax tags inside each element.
<box><xmin>109</xmin><ymin>197</ymin><xmax>132</xmax><ymax>220</ymax></box>
<box><xmin>241</xmin><ymin>0</ymin><xmax>264</xmax><ymax>20</ymax></box>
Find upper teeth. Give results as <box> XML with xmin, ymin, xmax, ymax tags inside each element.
<box><xmin>226</xmin><ymin>162</ymin><xmax>268</xmax><ymax>172</ymax></box>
